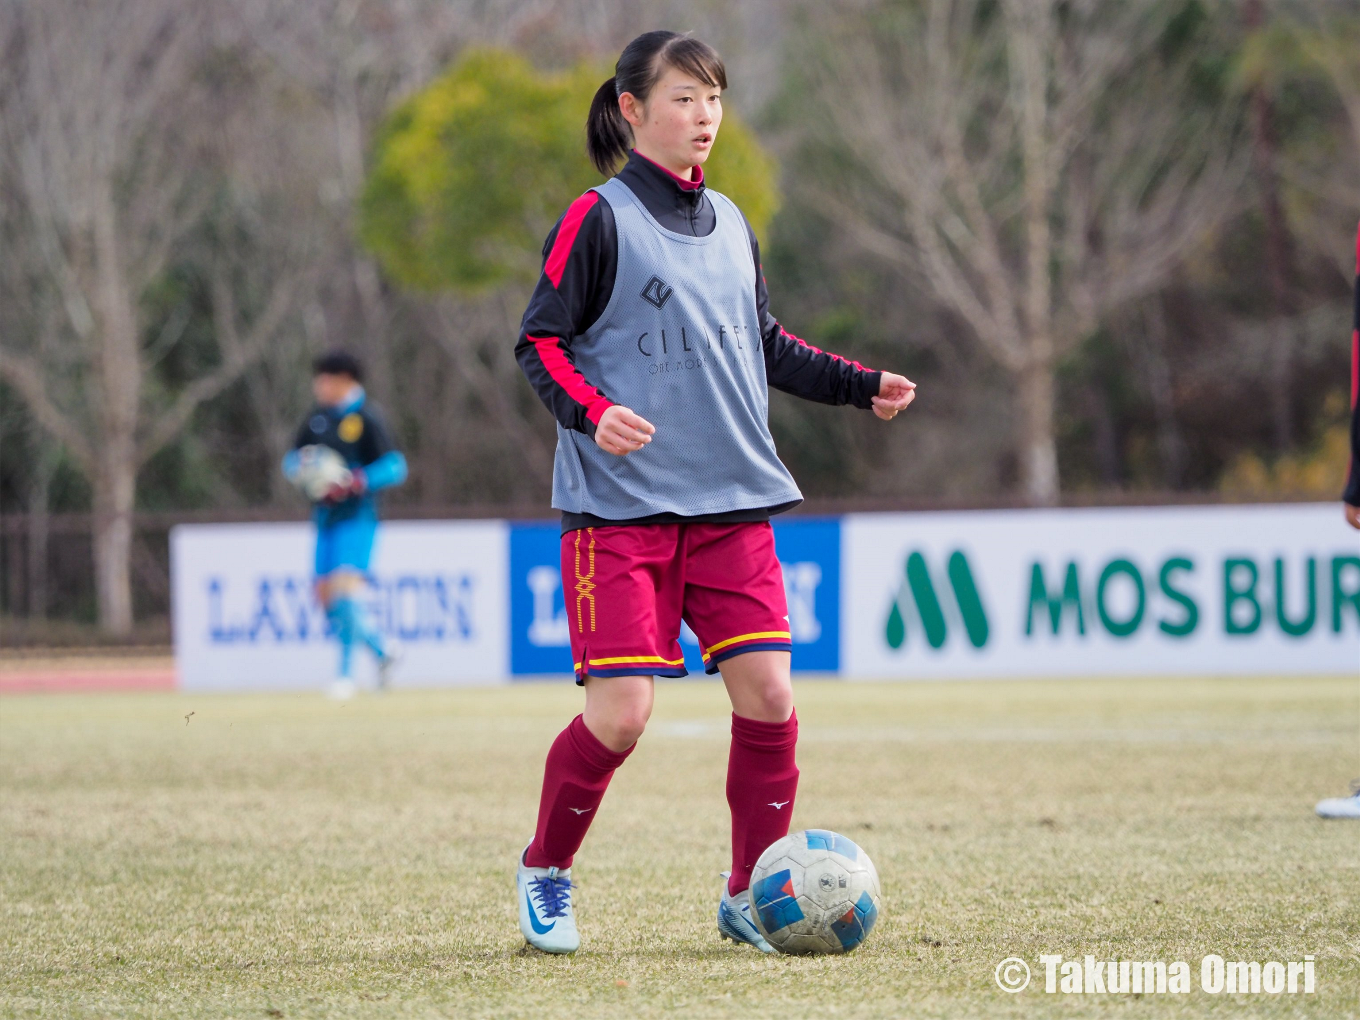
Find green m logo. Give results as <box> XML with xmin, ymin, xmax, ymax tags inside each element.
<box><xmin>885</xmin><ymin>551</ymin><xmax>990</xmax><ymax>650</ymax></box>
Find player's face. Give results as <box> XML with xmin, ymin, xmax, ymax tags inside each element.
<box><xmin>622</xmin><ymin>65</ymin><xmax>722</xmax><ymax>177</ymax></box>
<box><xmin>313</xmin><ymin>372</ymin><xmax>355</xmax><ymax>408</ymax></box>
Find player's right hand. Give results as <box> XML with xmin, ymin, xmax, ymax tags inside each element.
<box><xmin>1346</xmin><ymin>502</ymin><xmax>1360</xmax><ymax>530</ymax></box>
<box><xmin>595</xmin><ymin>404</ymin><xmax>656</xmax><ymax>456</ymax></box>
<box><xmin>322</xmin><ymin>481</ymin><xmax>351</xmax><ymax>504</ymax></box>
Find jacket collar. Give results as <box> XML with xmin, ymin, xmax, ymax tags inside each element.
<box><xmin>335</xmin><ymin>385</ymin><xmax>366</xmax><ymax>415</ymax></box>
<box><xmin>617</xmin><ymin>150</ymin><xmax>706</xmax><ymax>207</ymax></box>
<box><xmin>629</xmin><ymin>149</ymin><xmax>704</xmax><ymax>191</ymax></box>
<box><xmin>615</xmin><ymin>149</ymin><xmax>709</xmax><ymax>232</ymax></box>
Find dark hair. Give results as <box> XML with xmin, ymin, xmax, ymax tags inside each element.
<box><xmin>312</xmin><ymin>350</ymin><xmax>364</xmax><ymax>382</ymax></box>
<box><xmin>586</xmin><ymin>31</ymin><xmax>727</xmax><ymax>177</ymax></box>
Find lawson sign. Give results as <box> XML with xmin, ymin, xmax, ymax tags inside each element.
<box><xmin>171</xmin><ymin>521</ymin><xmax>508</xmax><ymax>690</ymax></box>
<box><xmin>170</xmin><ymin>505</ymin><xmax>1357</xmax><ymax>690</ymax></box>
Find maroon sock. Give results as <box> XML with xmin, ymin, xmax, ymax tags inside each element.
<box><xmin>524</xmin><ymin>714</ymin><xmax>633</xmax><ymax>870</ymax></box>
<box><xmin>726</xmin><ymin>710</ymin><xmax>799</xmax><ymax>896</ymax></box>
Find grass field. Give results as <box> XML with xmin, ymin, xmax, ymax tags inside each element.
<box><xmin>1</xmin><ymin>676</ymin><xmax>1358</xmax><ymax>1019</ymax></box>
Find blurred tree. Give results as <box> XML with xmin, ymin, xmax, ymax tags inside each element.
<box><xmin>361</xmin><ymin>50</ymin><xmax>599</xmax><ymax>292</ymax></box>
<box><xmin>802</xmin><ymin>0</ymin><xmax>1247</xmax><ymax>505</ymax></box>
<box><xmin>1244</xmin><ymin>3</ymin><xmax>1360</xmax><ymax>283</ymax></box>
<box><xmin>0</xmin><ymin>1</ymin><xmax>309</xmax><ymax>633</ymax></box>
<box><xmin>1242</xmin><ymin>0</ymin><xmax>1301</xmax><ymax>454</ymax></box>
<box><xmin>362</xmin><ymin>48</ymin><xmax>780</xmax><ymax>291</ymax></box>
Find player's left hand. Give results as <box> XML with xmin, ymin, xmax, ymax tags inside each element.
<box><xmin>1345</xmin><ymin>502</ymin><xmax>1360</xmax><ymax>530</ymax></box>
<box><xmin>872</xmin><ymin>373</ymin><xmax>916</xmax><ymax>420</ymax></box>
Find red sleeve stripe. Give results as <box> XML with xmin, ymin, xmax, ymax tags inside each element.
<box><xmin>544</xmin><ymin>191</ymin><xmax>600</xmax><ymax>289</ymax></box>
<box><xmin>532</xmin><ymin>336</ymin><xmax>613</xmax><ymax>424</ymax></box>
<box><xmin>780</xmin><ymin>327</ymin><xmax>873</xmax><ymax>374</ymax></box>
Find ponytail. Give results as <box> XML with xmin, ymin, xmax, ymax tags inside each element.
<box><xmin>586</xmin><ymin>76</ymin><xmax>632</xmax><ymax>177</ymax></box>
<box><xmin>583</xmin><ymin>31</ymin><xmax>728</xmax><ymax>178</ymax></box>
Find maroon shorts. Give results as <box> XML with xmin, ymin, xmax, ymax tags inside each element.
<box><xmin>560</xmin><ymin>521</ymin><xmax>791</xmax><ymax>683</ymax></box>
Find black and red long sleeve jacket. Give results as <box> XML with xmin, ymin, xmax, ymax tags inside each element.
<box><xmin>515</xmin><ymin>150</ymin><xmax>882</xmax><ymax>526</ymax></box>
<box><xmin>1346</xmin><ymin>220</ymin><xmax>1360</xmax><ymax>507</ymax></box>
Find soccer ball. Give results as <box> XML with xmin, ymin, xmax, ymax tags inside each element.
<box><xmin>748</xmin><ymin>829</ymin><xmax>881</xmax><ymax>954</ymax></box>
<box><xmin>291</xmin><ymin>444</ymin><xmax>352</xmax><ymax>501</ymax></box>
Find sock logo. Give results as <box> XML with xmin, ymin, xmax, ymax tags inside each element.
<box><xmin>768</xmin><ymin>800</ymin><xmax>790</xmax><ymax>810</ymax></box>
<box><xmin>567</xmin><ymin>807</ymin><xmax>593</xmax><ymax>815</ymax></box>
<box><xmin>886</xmin><ymin>550</ymin><xmax>990</xmax><ymax>651</ymax></box>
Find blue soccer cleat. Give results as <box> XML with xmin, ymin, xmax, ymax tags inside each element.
<box><xmin>517</xmin><ymin>845</ymin><xmax>580</xmax><ymax>953</ymax></box>
<box><xmin>717</xmin><ymin>872</ymin><xmax>775</xmax><ymax>954</ymax></box>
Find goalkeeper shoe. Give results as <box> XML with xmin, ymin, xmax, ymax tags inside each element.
<box><xmin>1316</xmin><ymin>781</ymin><xmax>1360</xmax><ymax>819</ymax></box>
<box><xmin>717</xmin><ymin>872</ymin><xmax>775</xmax><ymax>953</ymax></box>
<box><xmin>376</xmin><ymin>642</ymin><xmax>402</xmax><ymax>691</ymax></box>
<box><xmin>517</xmin><ymin>846</ymin><xmax>579</xmax><ymax>954</ymax></box>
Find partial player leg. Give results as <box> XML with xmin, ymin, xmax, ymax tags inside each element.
<box><xmin>526</xmin><ymin>674</ymin><xmax>652</xmax><ymax>868</ymax></box>
<box><xmin>518</xmin><ymin>674</ymin><xmax>651</xmax><ymax>953</ymax></box>
<box><xmin>334</xmin><ymin>515</ymin><xmax>393</xmax><ymax>677</ymax></box>
<box><xmin>320</xmin><ymin>515</ymin><xmax>392</xmax><ymax>692</ymax></box>
<box><xmin>342</xmin><ymin>594</ymin><xmax>387</xmax><ymax>660</ymax></box>
<box><xmin>518</xmin><ymin>524</ymin><xmax>681</xmax><ymax>953</ymax></box>
<box><xmin>681</xmin><ymin>522</ymin><xmax>797</xmax><ymax>953</ymax></box>
<box><xmin>712</xmin><ymin>653</ymin><xmax>796</xmax><ymax>955</ymax></box>
<box><xmin>531</xmin><ymin>521</ymin><xmax>677</xmax><ymax>863</ymax></box>
<box><xmin>720</xmin><ymin>650</ymin><xmax>799</xmax><ymax>894</ymax></box>
<box><xmin>318</xmin><ymin>572</ymin><xmax>360</xmax><ymax>700</ymax></box>
<box><xmin>315</xmin><ymin>529</ymin><xmax>357</xmax><ymax>701</ymax></box>
<box><xmin>326</xmin><ymin>570</ymin><xmax>378</xmax><ymax>699</ymax></box>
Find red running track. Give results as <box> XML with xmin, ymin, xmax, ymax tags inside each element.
<box><xmin>0</xmin><ymin>668</ymin><xmax>177</xmax><ymax>694</ymax></box>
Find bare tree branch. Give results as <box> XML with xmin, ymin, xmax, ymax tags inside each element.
<box><xmin>0</xmin><ymin>347</ymin><xmax>94</xmax><ymax>471</ymax></box>
<box><xmin>806</xmin><ymin>0</ymin><xmax>1246</xmax><ymax>501</ymax></box>
<box><xmin>136</xmin><ymin>268</ymin><xmax>303</xmax><ymax>466</ymax></box>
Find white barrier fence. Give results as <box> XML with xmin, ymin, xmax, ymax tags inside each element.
<box><xmin>170</xmin><ymin>505</ymin><xmax>1359</xmax><ymax>690</ymax></box>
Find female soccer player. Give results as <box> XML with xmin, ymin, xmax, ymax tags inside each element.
<box><xmin>283</xmin><ymin>351</ymin><xmax>408</xmax><ymax>700</ymax></box>
<box><xmin>513</xmin><ymin>31</ymin><xmax>917</xmax><ymax>953</ymax></box>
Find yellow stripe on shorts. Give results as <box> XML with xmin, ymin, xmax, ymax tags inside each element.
<box><xmin>703</xmin><ymin>630</ymin><xmax>793</xmax><ymax>656</ymax></box>
<box><xmin>587</xmin><ymin>654</ymin><xmax>687</xmax><ymax>667</ymax></box>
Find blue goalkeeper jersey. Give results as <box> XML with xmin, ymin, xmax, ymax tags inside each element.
<box><xmin>285</xmin><ymin>390</ymin><xmax>407</xmax><ymax>529</ymax></box>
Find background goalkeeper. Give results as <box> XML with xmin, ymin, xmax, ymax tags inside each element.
<box><xmin>282</xmin><ymin>351</ymin><xmax>408</xmax><ymax>699</ymax></box>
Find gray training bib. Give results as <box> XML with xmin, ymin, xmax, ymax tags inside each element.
<box><xmin>551</xmin><ymin>176</ymin><xmax>803</xmax><ymax>519</ymax></box>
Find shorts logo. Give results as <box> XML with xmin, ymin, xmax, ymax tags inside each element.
<box><xmin>640</xmin><ymin>275</ymin><xmax>674</xmax><ymax>309</ymax></box>
<box><xmin>338</xmin><ymin>413</ymin><xmax>364</xmax><ymax>443</ymax></box>
<box><xmin>574</xmin><ymin>528</ymin><xmax>597</xmax><ymax>633</ymax></box>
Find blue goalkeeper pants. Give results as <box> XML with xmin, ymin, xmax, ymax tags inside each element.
<box><xmin>315</xmin><ymin>516</ymin><xmax>385</xmax><ymax>678</ymax></box>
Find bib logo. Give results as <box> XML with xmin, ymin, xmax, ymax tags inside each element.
<box><xmin>885</xmin><ymin>551</ymin><xmax>990</xmax><ymax>650</ymax></box>
<box><xmin>640</xmin><ymin>275</ymin><xmax>674</xmax><ymax>309</ymax></box>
